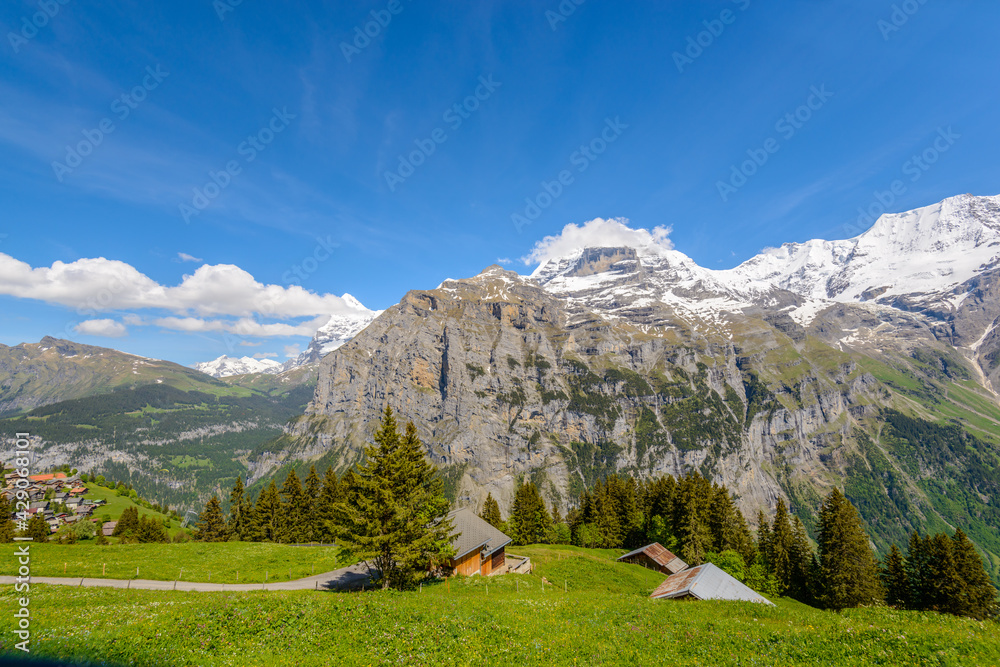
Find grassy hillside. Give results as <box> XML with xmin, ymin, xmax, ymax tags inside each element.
<box><xmin>84</xmin><ymin>483</ymin><xmax>184</xmax><ymax>537</ymax></box>
<box><xmin>0</xmin><ymin>542</ymin><xmax>345</xmax><ymax>583</ymax></box>
<box><xmin>1</xmin><ymin>544</ymin><xmax>996</xmax><ymax>666</ymax></box>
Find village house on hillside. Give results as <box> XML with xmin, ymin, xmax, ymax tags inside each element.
<box><xmin>3</xmin><ymin>471</ymin><xmax>105</xmax><ymax>534</ymax></box>
<box><xmin>447</xmin><ymin>508</ymin><xmax>513</xmax><ymax>576</ymax></box>
<box><xmin>617</xmin><ymin>542</ymin><xmax>688</xmax><ymax>575</ymax></box>
<box><xmin>649</xmin><ymin>563</ymin><xmax>774</xmax><ymax>605</ymax></box>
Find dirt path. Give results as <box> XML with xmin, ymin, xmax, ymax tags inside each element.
<box><xmin>0</xmin><ymin>562</ymin><xmax>375</xmax><ymax>593</ymax></box>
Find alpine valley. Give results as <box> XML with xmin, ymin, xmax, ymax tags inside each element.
<box><xmin>3</xmin><ymin>193</ymin><xmax>1000</xmax><ymax>582</ymax></box>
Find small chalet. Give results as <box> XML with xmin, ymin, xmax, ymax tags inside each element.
<box><xmin>447</xmin><ymin>507</ymin><xmax>512</xmax><ymax>577</ymax></box>
<box><xmin>101</xmin><ymin>521</ymin><xmax>117</xmax><ymax>537</ymax></box>
<box><xmin>649</xmin><ymin>562</ymin><xmax>773</xmax><ymax>605</ymax></box>
<box><xmin>617</xmin><ymin>543</ymin><xmax>687</xmax><ymax>575</ymax></box>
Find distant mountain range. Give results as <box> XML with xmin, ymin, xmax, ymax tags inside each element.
<box><xmin>192</xmin><ymin>294</ymin><xmax>381</xmax><ymax>378</ymax></box>
<box><xmin>2</xmin><ymin>192</ymin><xmax>999</xmax><ymax>583</ymax></box>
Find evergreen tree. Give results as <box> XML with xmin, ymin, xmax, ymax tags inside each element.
<box><xmin>816</xmin><ymin>489</ymin><xmax>883</xmax><ymax>610</ymax></box>
<box><xmin>480</xmin><ymin>493</ymin><xmax>504</xmax><ymax>530</ymax></box>
<box><xmin>316</xmin><ymin>467</ymin><xmax>340</xmax><ymax>543</ymax></box>
<box><xmin>0</xmin><ymin>494</ymin><xmax>14</xmax><ymax>543</ymax></box>
<box><xmin>277</xmin><ymin>469</ymin><xmax>308</xmax><ymax>543</ymax></box>
<box><xmin>195</xmin><ymin>495</ymin><xmax>228</xmax><ymax>542</ymax></box>
<box><xmin>227</xmin><ymin>476</ymin><xmax>248</xmax><ymax>541</ymax></box>
<box><xmin>303</xmin><ymin>465</ymin><xmax>323</xmax><ymax>542</ymax></box>
<box><xmin>679</xmin><ymin>497</ymin><xmax>713</xmax><ymax>565</ymax></box>
<box><xmin>112</xmin><ymin>506</ymin><xmax>140</xmax><ymax>538</ymax></box>
<box><xmin>23</xmin><ymin>513</ymin><xmax>50</xmax><ymax>542</ymax></box>
<box><xmin>788</xmin><ymin>515</ymin><xmax>815</xmax><ymax>604</ymax></box>
<box><xmin>925</xmin><ymin>532</ymin><xmax>962</xmax><ymax>614</ymax></box>
<box><xmin>950</xmin><ymin>529</ymin><xmax>998</xmax><ymax>620</ymax></box>
<box><xmin>881</xmin><ymin>544</ymin><xmax>909</xmax><ymax>608</ymax></box>
<box><xmin>755</xmin><ymin>509</ymin><xmax>772</xmax><ymax>568</ymax></box>
<box><xmin>769</xmin><ymin>499</ymin><xmax>794</xmax><ymax>595</ymax></box>
<box><xmin>905</xmin><ymin>532</ymin><xmax>931</xmax><ymax>610</ymax></box>
<box><xmin>136</xmin><ymin>514</ymin><xmax>169</xmax><ymax>543</ymax></box>
<box><xmin>252</xmin><ymin>480</ymin><xmax>280</xmax><ymax>542</ymax></box>
<box><xmin>508</xmin><ymin>481</ymin><xmax>552</xmax><ymax>545</ymax></box>
<box><xmin>332</xmin><ymin>408</ymin><xmax>455</xmax><ymax>590</ymax></box>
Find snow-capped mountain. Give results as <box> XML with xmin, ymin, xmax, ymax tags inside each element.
<box><xmin>285</xmin><ymin>295</ymin><xmax>382</xmax><ymax>369</ymax></box>
<box><xmin>530</xmin><ymin>193</ymin><xmax>1000</xmax><ymax>326</ymax></box>
<box><xmin>193</xmin><ymin>294</ymin><xmax>381</xmax><ymax>378</ymax></box>
<box><xmin>192</xmin><ymin>355</ymin><xmax>284</xmax><ymax>378</ymax></box>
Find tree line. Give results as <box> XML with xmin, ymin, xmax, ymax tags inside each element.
<box><xmin>480</xmin><ymin>472</ymin><xmax>997</xmax><ymax>618</ymax></box>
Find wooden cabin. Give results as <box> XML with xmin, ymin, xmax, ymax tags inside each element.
<box><xmin>617</xmin><ymin>542</ymin><xmax>688</xmax><ymax>575</ymax></box>
<box><xmin>650</xmin><ymin>562</ymin><xmax>773</xmax><ymax>605</ymax></box>
<box><xmin>447</xmin><ymin>508</ymin><xmax>512</xmax><ymax>577</ymax></box>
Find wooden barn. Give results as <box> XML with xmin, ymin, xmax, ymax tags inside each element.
<box><xmin>447</xmin><ymin>508</ymin><xmax>512</xmax><ymax>577</ymax></box>
<box><xmin>617</xmin><ymin>542</ymin><xmax>688</xmax><ymax>575</ymax></box>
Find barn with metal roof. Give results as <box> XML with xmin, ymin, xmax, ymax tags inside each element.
<box><xmin>649</xmin><ymin>563</ymin><xmax>774</xmax><ymax>605</ymax></box>
<box><xmin>617</xmin><ymin>542</ymin><xmax>688</xmax><ymax>574</ymax></box>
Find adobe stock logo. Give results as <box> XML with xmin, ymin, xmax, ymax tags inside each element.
<box><xmin>7</xmin><ymin>0</ymin><xmax>72</xmax><ymax>54</ymax></box>
<box><xmin>716</xmin><ymin>85</ymin><xmax>833</xmax><ymax>202</ymax></box>
<box><xmin>179</xmin><ymin>107</ymin><xmax>297</xmax><ymax>223</ymax></box>
<box><xmin>384</xmin><ymin>75</ymin><xmax>501</xmax><ymax>192</ymax></box>
<box><xmin>511</xmin><ymin>117</ymin><xmax>628</xmax><ymax>232</ymax></box>
<box><xmin>51</xmin><ymin>65</ymin><xmax>169</xmax><ymax>182</ymax></box>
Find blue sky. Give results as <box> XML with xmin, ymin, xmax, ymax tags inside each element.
<box><xmin>1</xmin><ymin>0</ymin><xmax>998</xmax><ymax>365</ymax></box>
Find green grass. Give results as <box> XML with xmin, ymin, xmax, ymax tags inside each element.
<box><xmin>0</xmin><ymin>542</ymin><xmax>347</xmax><ymax>584</ymax></box>
<box><xmin>83</xmin><ymin>483</ymin><xmax>184</xmax><ymax>537</ymax></box>
<box><xmin>1</xmin><ymin>544</ymin><xmax>997</xmax><ymax>666</ymax></box>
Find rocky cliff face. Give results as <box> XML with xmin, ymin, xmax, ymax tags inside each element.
<box><xmin>287</xmin><ymin>266</ymin><xmax>886</xmax><ymax>519</ymax></box>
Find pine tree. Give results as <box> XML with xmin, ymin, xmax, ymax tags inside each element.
<box><xmin>113</xmin><ymin>506</ymin><xmax>139</xmax><ymax>538</ymax></box>
<box><xmin>332</xmin><ymin>408</ymin><xmax>454</xmax><ymax>590</ymax></box>
<box><xmin>195</xmin><ymin>495</ymin><xmax>228</xmax><ymax>542</ymax></box>
<box><xmin>277</xmin><ymin>469</ymin><xmax>308</xmax><ymax>543</ymax></box>
<box><xmin>0</xmin><ymin>494</ymin><xmax>14</xmax><ymax>543</ymax></box>
<box><xmin>755</xmin><ymin>509</ymin><xmax>772</xmax><ymax>568</ymax></box>
<box><xmin>252</xmin><ymin>480</ymin><xmax>280</xmax><ymax>542</ymax></box>
<box><xmin>816</xmin><ymin>489</ymin><xmax>883</xmax><ymax>610</ymax></box>
<box><xmin>136</xmin><ymin>514</ymin><xmax>169</xmax><ymax>543</ymax></box>
<box><xmin>679</xmin><ymin>497</ymin><xmax>713</xmax><ymax>566</ymax></box>
<box><xmin>316</xmin><ymin>467</ymin><xmax>340</xmax><ymax>543</ymax></box>
<box><xmin>925</xmin><ymin>532</ymin><xmax>962</xmax><ymax>614</ymax></box>
<box><xmin>303</xmin><ymin>465</ymin><xmax>323</xmax><ymax>542</ymax></box>
<box><xmin>508</xmin><ymin>481</ymin><xmax>551</xmax><ymax>545</ymax></box>
<box><xmin>227</xmin><ymin>476</ymin><xmax>247</xmax><ymax>541</ymax></box>
<box><xmin>788</xmin><ymin>516</ymin><xmax>815</xmax><ymax>604</ymax></box>
<box><xmin>769</xmin><ymin>499</ymin><xmax>794</xmax><ymax>595</ymax></box>
<box><xmin>881</xmin><ymin>544</ymin><xmax>909</xmax><ymax>608</ymax></box>
<box><xmin>950</xmin><ymin>529</ymin><xmax>998</xmax><ymax>620</ymax></box>
<box><xmin>905</xmin><ymin>532</ymin><xmax>931</xmax><ymax>610</ymax></box>
<box><xmin>480</xmin><ymin>493</ymin><xmax>504</xmax><ymax>530</ymax></box>
<box><xmin>23</xmin><ymin>513</ymin><xmax>50</xmax><ymax>542</ymax></box>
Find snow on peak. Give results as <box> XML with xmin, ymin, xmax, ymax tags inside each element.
<box><xmin>193</xmin><ymin>355</ymin><xmax>283</xmax><ymax>378</ymax></box>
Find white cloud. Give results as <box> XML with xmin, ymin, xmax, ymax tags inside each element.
<box><xmin>177</xmin><ymin>252</ymin><xmax>203</xmax><ymax>263</ymax></box>
<box><xmin>521</xmin><ymin>218</ymin><xmax>674</xmax><ymax>266</ymax></box>
<box><xmin>253</xmin><ymin>352</ymin><xmax>278</xmax><ymax>359</ymax></box>
<box><xmin>74</xmin><ymin>319</ymin><xmax>128</xmax><ymax>338</ymax></box>
<box><xmin>0</xmin><ymin>253</ymin><xmax>372</xmax><ymax>321</ymax></box>
<box><xmin>239</xmin><ymin>340</ymin><xmax>262</xmax><ymax>347</ymax></box>
<box><xmin>496</xmin><ymin>257</ymin><xmax>512</xmax><ymax>265</ymax></box>
<box><xmin>149</xmin><ymin>316</ymin><xmax>322</xmax><ymax>338</ymax></box>
<box><xmin>283</xmin><ymin>344</ymin><xmax>301</xmax><ymax>358</ymax></box>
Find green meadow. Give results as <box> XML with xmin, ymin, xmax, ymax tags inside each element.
<box><xmin>1</xmin><ymin>544</ymin><xmax>997</xmax><ymax>666</ymax></box>
<box><xmin>0</xmin><ymin>542</ymin><xmax>345</xmax><ymax>584</ymax></box>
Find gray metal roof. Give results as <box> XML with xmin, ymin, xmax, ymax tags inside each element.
<box><xmin>650</xmin><ymin>563</ymin><xmax>774</xmax><ymax>605</ymax></box>
<box><xmin>447</xmin><ymin>507</ymin><xmax>512</xmax><ymax>560</ymax></box>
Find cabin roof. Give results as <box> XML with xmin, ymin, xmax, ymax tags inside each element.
<box><xmin>617</xmin><ymin>542</ymin><xmax>688</xmax><ymax>572</ymax></box>
<box><xmin>447</xmin><ymin>507</ymin><xmax>512</xmax><ymax>560</ymax></box>
<box><xmin>650</xmin><ymin>563</ymin><xmax>774</xmax><ymax>605</ymax></box>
